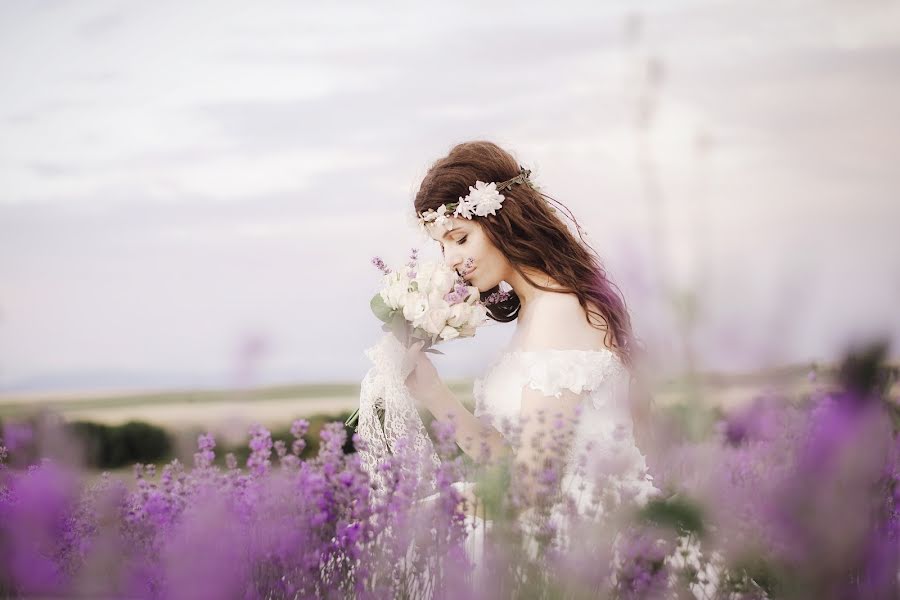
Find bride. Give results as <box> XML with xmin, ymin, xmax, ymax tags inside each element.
<box><xmin>403</xmin><ymin>140</ymin><xmax>660</xmax><ymax>560</ymax></box>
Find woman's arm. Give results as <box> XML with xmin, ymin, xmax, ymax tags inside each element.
<box><xmin>420</xmin><ymin>379</ymin><xmax>511</xmax><ymax>466</ymax></box>
<box><xmin>403</xmin><ymin>340</ymin><xmax>510</xmax><ymax>465</ymax></box>
<box><xmin>424</xmin><ymin>379</ymin><xmax>580</xmax><ymax>510</ymax></box>
<box><xmin>403</xmin><ymin>311</ymin><xmax>587</xmax><ymax>511</ymax></box>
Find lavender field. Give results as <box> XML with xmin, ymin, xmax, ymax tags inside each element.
<box><xmin>2</xmin><ymin>1</ymin><xmax>898</xmax><ymax>598</ymax></box>
<box><xmin>2</xmin><ymin>344</ymin><xmax>898</xmax><ymax>598</ymax></box>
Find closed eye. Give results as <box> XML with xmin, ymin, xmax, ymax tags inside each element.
<box><xmin>438</xmin><ymin>235</ymin><xmax>466</xmax><ymax>253</ymax></box>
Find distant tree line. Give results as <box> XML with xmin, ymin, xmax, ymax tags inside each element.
<box><xmin>1</xmin><ymin>411</ymin><xmax>358</xmax><ymax>470</ymax></box>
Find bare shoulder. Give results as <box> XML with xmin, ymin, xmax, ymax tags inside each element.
<box><xmin>520</xmin><ymin>293</ymin><xmax>613</xmax><ymax>351</ymax></box>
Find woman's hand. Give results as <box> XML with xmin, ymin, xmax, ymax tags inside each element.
<box><xmin>403</xmin><ymin>340</ymin><xmax>444</xmax><ymax>413</ymax></box>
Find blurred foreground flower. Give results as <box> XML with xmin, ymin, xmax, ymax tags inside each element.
<box><xmin>0</xmin><ymin>341</ymin><xmax>897</xmax><ymax>599</ymax></box>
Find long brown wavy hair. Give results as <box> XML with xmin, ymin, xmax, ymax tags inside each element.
<box><xmin>413</xmin><ymin>140</ymin><xmax>641</xmax><ymax>371</ymax></box>
<box><xmin>413</xmin><ymin>140</ymin><xmax>657</xmax><ymax>453</ymax></box>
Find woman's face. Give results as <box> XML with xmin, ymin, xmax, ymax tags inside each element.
<box><xmin>426</xmin><ymin>216</ymin><xmax>508</xmax><ymax>291</ymax></box>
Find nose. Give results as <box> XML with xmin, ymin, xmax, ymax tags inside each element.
<box><xmin>443</xmin><ymin>252</ymin><xmax>460</xmax><ymax>272</ymax></box>
<box><xmin>443</xmin><ymin>247</ymin><xmax>463</xmax><ymax>273</ymax></box>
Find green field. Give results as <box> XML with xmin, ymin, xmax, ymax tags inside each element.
<box><xmin>0</xmin><ymin>361</ymin><xmax>862</xmax><ymax>432</ymax></box>
<box><xmin>0</xmin><ymin>380</ymin><xmax>476</xmax><ymax>432</ymax></box>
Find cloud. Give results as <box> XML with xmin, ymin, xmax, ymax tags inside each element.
<box><xmin>0</xmin><ymin>0</ymin><xmax>898</xmax><ymax>390</ymax></box>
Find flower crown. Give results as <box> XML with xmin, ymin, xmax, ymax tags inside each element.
<box><xmin>417</xmin><ymin>166</ymin><xmax>539</xmax><ymax>234</ymax></box>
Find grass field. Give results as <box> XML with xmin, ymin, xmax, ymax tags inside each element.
<box><xmin>0</xmin><ymin>380</ymin><xmax>474</xmax><ymax>441</ymax></box>
<box><xmin>3</xmin><ymin>362</ymin><xmax>895</xmax><ymax>492</ymax></box>
<box><xmin>0</xmin><ymin>361</ymin><xmax>868</xmax><ymax>433</ymax></box>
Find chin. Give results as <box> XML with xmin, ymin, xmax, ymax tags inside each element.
<box><xmin>479</xmin><ymin>279</ymin><xmax>502</xmax><ymax>293</ymax></box>
<box><xmin>469</xmin><ymin>274</ymin><xmax>491</xmax><ymax>291</ymax></box>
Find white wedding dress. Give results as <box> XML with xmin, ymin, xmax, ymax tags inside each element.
<box><xmin>466</xmin><ymin>345</ymin><xmax>661</xmax><ymax>558</ymax></box>
<box><xmin>354</xmin><ymin>333</ymin><xmax>661</xmax><ymax>584</ymax></box>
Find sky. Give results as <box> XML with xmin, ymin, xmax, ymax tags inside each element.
<box><xmin>1</xmin><ymin>0</ymin><xmax>898</xmax><ymax>394</ymax></box>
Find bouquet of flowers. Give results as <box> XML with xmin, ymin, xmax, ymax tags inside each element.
<box><xmin>345</xmin><ymin>249</ymin><xmax>489</xmax><ymax>429</ymax></box>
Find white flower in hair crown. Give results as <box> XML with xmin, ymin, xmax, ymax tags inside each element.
<box><xmin>416</xmin><ymin>167</ymin><xmax>539</xmax><ymax>234</ymax></box>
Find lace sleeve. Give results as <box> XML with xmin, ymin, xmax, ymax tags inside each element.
<box><xmin>512</xmin><ymin>349</ymin><xmax>629</xmax><ymax>410</ymax></box>
<box><xmin>355</xmin><ymin>333</ymin><xmax>442</xmax><ymax>495</ymax></box>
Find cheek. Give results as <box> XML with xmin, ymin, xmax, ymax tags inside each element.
<box><xmin>485</xmin><ymin>246</ymin><xmax>508</xmax><ymax>274</ymax></box>
<box><xmin>473</xmin><ymin>234</ymin><xmax>492</xmax><ymax>256</ymax></box>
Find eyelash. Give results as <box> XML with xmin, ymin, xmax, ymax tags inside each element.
<box><xmin>440</xmin><ymin>236</ymin><xmax>467</xmax><ymax>253</ymax></box>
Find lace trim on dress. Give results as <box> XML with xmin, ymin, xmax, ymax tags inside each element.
<box><xmin>510</xmin><ymin>348</ymin><xmax>627</xmax><ymax>400</ymax></box>
<box><xmin>474</xmin><ymin>348</ymin><xmax>629</xmax><ymax>417</ymax></box>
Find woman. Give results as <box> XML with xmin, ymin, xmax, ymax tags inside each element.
<box><xmin>406</xmin><ymin>140</ymin><xmax>659</xmax><ymax>541</ymax></box>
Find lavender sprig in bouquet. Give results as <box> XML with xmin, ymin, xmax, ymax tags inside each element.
<box><xmin>345</xmin><ymin>249</ymin><xmax>499</xmax><ymax>429</ymax></box>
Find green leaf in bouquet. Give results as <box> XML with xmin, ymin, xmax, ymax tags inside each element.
<box><xmin>424</xmin><ymin>348</ymin><xmax>445</xmax><ymax>355</ymax></box>
<box><xmin>387</xmin><ymin>313</ymin><xmax>411</xmax><ymax>345</ymax></box>
<box><xmin>390</xmin><ymin>312</ymin><xmax>408</xmax><ymax>332</ymax></box>
<box><xmin>370</xmin><ymin>293</ymin><xmax>394</xmax><ymax>323</ymax></box>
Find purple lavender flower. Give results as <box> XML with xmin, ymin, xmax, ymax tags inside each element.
<box><xmin>2</xmin><ymin>421</ymin><xmax>33</xmax><ymax>453</ymax></box>
<box><xmin>290</xmin><ymin>418</ymin><xmax>309</xmax><ymax>456</ymax></box>
<box><xmin>192</xmin><ymin>432</ymin><xmax>216</xmax><ymax>469</ymax></box>
<box><xmin>246</xmin><ymin>423</ymin><xmax>273</xmax><ymax>477</ymax></box>
<box><xmin>614</xmin><ymin>527</ymin><xmax>673</xmax><ymax>599</ymax></box>
<box><xmin>3</xmin><ymin>344</ymin><xmax>898</xmax><ymax>600</ymax></box>
<box><xmin>717</xmin><ymin>395</ymin><xmax>780</xmax><ymax>446</ymax></box>
<box><xmin>371</xmin><ymin>256</ymin><xmax>391</xmax><ymax>274</ymax></box>
<box><xmin>484</xmin><ymin>289</ymin><xmax>512</xmax><ymax>306</ymax></box>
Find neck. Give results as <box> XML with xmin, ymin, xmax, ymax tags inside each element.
<box><xmin>504</xmin><ymin>266</ymin><xmax>563</xmax><ymax>323</ymax></box>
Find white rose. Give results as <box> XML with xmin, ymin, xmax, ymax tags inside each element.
<box><xmin>458</xmin><ymin>324</ymin><xmax>476</xmax><ymax>337</ymax></box>
<box><xmin>384</xmin><ymin>281</ymin><xmax>409</xmax><ymax>309</ymax></box>
<box><xmin>379</xmin><ymin>273</ymin><xmax>402</xmax><ymax>308</ymax></box>
<box><xmin>421</xmin><ymin>305</ymin><xmax>451</xmax><ymax>335</ymax></box>
<box><xmin>439</xmin><ymin>325</ymin><xmax>460</xmax><ymax>341</ymax></box>
<box><xmin>428</xmin><ymin>294</ymin><xmax>450</xmax><ymax>318</ymax></box>
<box><xmin>414</xmin><ymin>262</ymin><xmax>438</xmax><ymax>289</ymax></box>
<box><xmin>402</xmin><ymin>292</ymin><xmax>428</xmax><ymax>322</ymax></box>
<box><xmin>426</xmin><ymin>288</ymin><xmax>447</xmax><ymax>309</ymax></box>
<box><xmin>464</xmin><ymin>285</ymin><xmax>480</xmax><ymax>304</ymax></box>
<box><xmin>466</xmin><ymin>303</ymin><xmax>487</xmax><ymax>328</ymax></box>
<box><xmin>381</xmin><ymin>272</ymin><xmax>400</xmax><ymax>287</ymax></box>
<box><xmin>429</xmin><ymin>266</ymin><xmax>456</xmax><ymax>296</ymax></box>
<box><xmin>396</xmin><ymin>290</ymin><xmax>413</xmax><ymax>311</ymax></box>
<box><xmin>447</xmin><ymin>303</ymin><xmax>470</xmax><ymax>328</ymax></box>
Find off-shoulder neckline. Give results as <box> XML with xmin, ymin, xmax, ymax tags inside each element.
<box><xmin>500</xmin><ymin>348</ymin><xmax>618</xmax><ymax>359</ymax></box>
<box><xmin>474</xmin><ymin>345</ymin><xmax>627</xmax><ymax>389</ymax></box>
<box><xmin>484</xmin><ymin>346</ymin><xmax>622</xmax><ymax>377</ymax></box>
<box><xmin>502</xmin><ymin>347</ymin><xmax>618</xmax><ymax>359</ymax></box>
